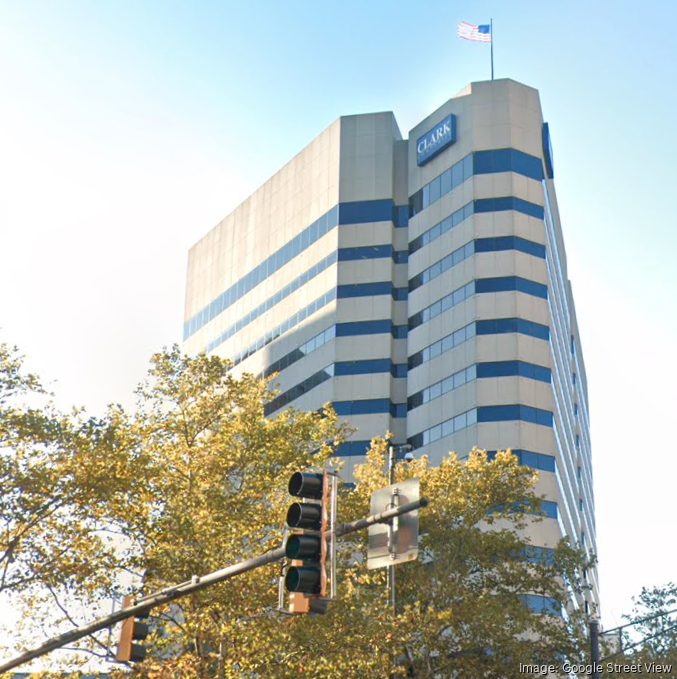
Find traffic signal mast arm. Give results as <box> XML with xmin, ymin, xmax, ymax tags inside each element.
<box><xmin>0</xmin><ymin>495</ymin><xmax>429</xmax><ymax>673</ymax></box>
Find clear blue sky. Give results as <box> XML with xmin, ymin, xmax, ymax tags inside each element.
<box><xmin>1</xmin><ymin>0</ymin><xmax>676</xmax><ymax>659</ymax></box>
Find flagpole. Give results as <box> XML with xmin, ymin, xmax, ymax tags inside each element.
<box><xmin>490</xmin><ymin>18</ymin><xmax>494</xmax><ymax>79</ymax></box>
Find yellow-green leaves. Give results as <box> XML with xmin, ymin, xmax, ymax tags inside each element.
<box><xmin>1</xmin><ymin>345</ymin><xmax>593</xmax><ymax>678</ymax></box>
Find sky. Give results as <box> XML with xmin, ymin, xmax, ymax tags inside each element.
<box><xmin>2</xmin><ymin>0</ymin><xmax>677</xmax><ymax>664</ymax></box>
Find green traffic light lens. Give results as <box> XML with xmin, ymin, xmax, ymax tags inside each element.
<box><xmin>286</xmin><ymin>534</ymin><xmax>322</xmax><ymax>560</ymax></box>
<box><xmin>285</xmin><ymin>565</ymin><xmax>321</xmax><ymax>594</ymax></box>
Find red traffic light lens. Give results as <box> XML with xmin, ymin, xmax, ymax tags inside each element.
<box><xmin>288</xmin><ymin>472</ymin><xmax>324</xmax><ymax>499</ymax></box>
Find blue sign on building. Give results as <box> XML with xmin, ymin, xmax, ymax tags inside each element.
<box><xmin>416</xmin><ymin>114</ymin><xmax>457</xmax><ymax>166</ymax></box>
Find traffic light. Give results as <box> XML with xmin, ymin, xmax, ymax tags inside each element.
<box><xmin>284</xmin><ymin>470</ymin><xmax>331</xmax><ymax>613</ymax></box>
<box><xmin>115</xmin><ymin>595</ymin><xmax>150</xmax><ymax>663</ymax></box>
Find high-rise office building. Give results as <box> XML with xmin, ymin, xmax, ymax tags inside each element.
<box><xmin>183</xmin><ymin>78</ymin><xmax>598</xmax><ymax>613</ymax></box>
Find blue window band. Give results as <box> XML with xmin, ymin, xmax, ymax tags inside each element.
<box><xmin>409</xmin><ymin>197</ymin><xmax>544</xmax><ymax>254</ymax></box>
<box><xmin>407</xmin><ymin>361</ymin><xmax>550</xmax><ymax>411</ymax></box>
<box><xmin>392</xmin><ymin>363</ymin><xmax>407</xmax><ymax>378</ymax></box>
<box><xmin>474</xmin><ymin>235</ymin><xmax>546</xmax><ymax>259</ymax></box>
<box><xmin>332</xmin><ymin>399</ymin><xmax>406</xmax><ymax>418</ymax></box>
<box><xmin>409</xmin><ymin>154</ymin><xmax>473</xmax><ymax>216</ymax></box>
<box><xmin>477</xmin><ymin>360</ymin><xmax>551</xmax><ymax>383</ymax></box>
<box><xmin>336</xmin><ymin>319</ymin><xmax>390</xmax><ymax>336</ymax></box>
<box><xmin>337</xmin><ymin>448</ymin><xmax>554</xmax><ymax>473</ymax></box>
<box><xmin>335</xmin><ymin>359</ymin><xmax>390</xmax><ymax>375</ymax></box>
<box><xmin>477</xmin><ymin>404</ymin><xmax>554</xmax><ymax>427</ymax></box>
<box><xmin>408</xmin><ymin>408</ymin><xmax>478</xmax><ymax>449</ymax></box>
<box><xmin>476</xmin><ymin>317</ymin><xmax>550</xmax><ymax>341</ymax></box>
<box><xmin>257</xmin><ymin>341</ymin><xmax>397</xmax><ymax>383</ymax></box>
<box><xmin>473</xmin><ymin>149</ymin><xmax>544</xmax><ymax>179</ymax></box>
<box><xmin>486</xmin><ymin>449</ymin><xmax>556</xmax><ymax>473</ymax></box>
<box><xmin>265</xmin><ymin>365</ymin><xmax>334</xmax><ymax>416</ymax></box>
<box><xmin>409</xmin><ymin>241</ymin><xmax>474</xmax><ymax>292</ymax></box>
<box><xmin>336</xmin><ymin>320</ymin><xmax>407</xmax><ymax>338</ymax></box>
<box><xmin>408</xmin><ymin>365</ymin><xmax>476</xmax><ymax>410</ymax></box>
<box><xmin>338</xmin><ymin>245</ymin><xmax>392</xmax><ymax>260</ymax></box>
<box><xmin>219</xmin><ymin>317</ymin><xmax>410</xmax><ymax>382</ymax></box>
<box><xmin>335</xmin><ymin>360</ymin><xmax>406</xmax><ymax>378</ymax></box>
<box><xmin>409</xmin><ymin>201</ymin><xmax>473</xmax><ymax>254</ymax></box>
<box><xmin>409</xmin><ymin>236</ymin><xmax>546</xmax><ymax>292</ymax></box>
<box><xmin>205</xmin><ymin>251</ymin><xmax>338</xmax><ymax>354</ymax></box>
<box><xmin>522</xmin><ymin>595</ymin><xmax>561</xmax><ymax>616</ymax></box>
<box><xmin>185</xmin><ymin>199</ymin><xmax>409</xmax><ymax>342</ymax></box>
<box><xmin>337</xmin><ymin>283</ymin><xmax>408</xmax><ymax>300</ymax></box>
<box><xmin>338</xmin><ymin>200</ymin><xmax>408</xmax><ymax>228</ymax></box>
<box><xmin>338</xmin><ymin>245</ymin><xmax>407</xmax><ymax>263</ymax></box>
<box><xmin>408</xmin><ymin>322</ymin><xmax>476</xmax><ymax>370</ymax></box>
<box><xmin>262</xmin><ymin>325</ymin><xmax>336</xmax><ymax>379</ymax></box>
<box><xmin>409</xmin><ymin>403</ymin><xmax>553</xmax><ymax>450</ymax></box>
<box><xmin>200</xmin><ymin>243</ymin><xmax>411</xmax><ymax>354</ymax></box>
<box><xmin>185</xmin><ymin>205</ymin><xmax>338</xmax><ymax>340</ymax></box>
<box><xmin>475</xmin><ymin>196</ymin><xmax>544</xmax><ymax>219</ymax></box>
<box><xmin>409</xmin><ymin>281</ymin><xmax>475</xmax><ymax>329</ymax></box>
<box><xmin>475</xmin><ymin>276</ymin><xmax>547</xmax><ymax>299</ymax></box>
<box><xmin>265</xmin><ymin>358</ymin><xmax>409</xmax><ymax>415</ymax></box>
<box><xmin>409</xmin><ymin>149</ymin><xmax>544</xmax><ymax>217</ymax></box>
<box><xmin>519</xmin><ymin>546</ymin><xmax>556</xmax><ymax>565</ymax></box>
<box><xmin>188</xmin><ymin>148</ymin><xmax>544</xmax><ymax>343</ymax></box>
<box><xmin>335</xmin><ymin>440</ymin><xmax>372</xmax><ymax>457</ymax></box>
<box><xmin>408</xmin><ymin>317</ymin><xmax>549</xmax><ymax>371</ymax></box>
<box><xmin>409</xmin><ymin>277</ymin><xmax>547</xmax><ymax>331</ymax></box>
<box><xmin>338</xmin><ymin>245</ymin><xmax>409</xmax><ymax>264</ymax></box>
<box><xmin>223</xmin><ymin>289</ymin><xmax>337</xmax><ymax>367</ymax></box>
<box><xmin>541</xmin><ymin>500</ymin><xmax>559</xmax><ymax>520</ymax></box>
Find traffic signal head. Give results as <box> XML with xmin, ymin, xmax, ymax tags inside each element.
<box><xmin>115</xmin><ymin>597</ymin><xmax>151</xmax><ymax>663</ymax></box>
<box><xmin>285</xmin><ymin>565</ymin><xmax>322</xmax><ymax>594</ymax></box>
<box><xmin>284</xmin><ymin>470</ymin><xmax>329</xmax><ymax>609</ymax></box>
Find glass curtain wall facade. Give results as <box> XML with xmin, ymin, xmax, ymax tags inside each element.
<box><xmin>183</xmin><ymin>78</ymin><xmax>599</xmax><ymax>614</ymax></box>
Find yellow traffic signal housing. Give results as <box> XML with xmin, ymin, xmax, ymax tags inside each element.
<box><xmin>282</xmin><ymin>470</ymin><xmax>335</xmax><ymax>614</ymax></box>
<box><xmin>115</xmin><ymin>595</ymin><xmax>150</xmax><ymax>663</ymax></box>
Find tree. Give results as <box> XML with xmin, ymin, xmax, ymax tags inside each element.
<box><xmin>243</xmin><ymin>441</ymin><xmax>593</xmax><ymax>679</ymax></box>
<box><xmin>0</xmin><ymin>342</ymin><xmax>154</xmax><ymax>662</ymax></box>
<box><xmin>346</xmin><ymin>443</ymin><xmax>594</xmax><ymax>678</ymax></box>
<box><xmin>1</xmin><ymin>344</ymin><xmax>593</xmax><ymax>678</ymax></box>
<box><xmin>112</xmin><ymin>346</ymin><xmax>346</xmax><ymax>674</ymax></box>
<box><xmin>1</xmin><ymin>344</ymin><xmax>347</xmax><ymax>671</ymax></box>
<box><xmin>116</xmin><ymin>438</ymin><xmax>593</xmax><ymax>679</ymax></box>
<box><xmin>0</xmin><ymin>343</ymin><xmax>136</xmax><ymax>600</ymax></box>
<box><xmin>601</xmin><ymin>584</ymin><xmax>677</xmax><ymax>678</ymax></box>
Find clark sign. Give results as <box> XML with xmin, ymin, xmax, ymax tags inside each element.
<box><xmin>416</xmin><ymin>114</ymin><xmax>456</xmax><ymax>166</ymax></box>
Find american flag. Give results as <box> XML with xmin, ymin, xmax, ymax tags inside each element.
<box><xmin>457</xmin><ymin>21</ymin><xmax>492</xmax><ymax>43</ymax></box>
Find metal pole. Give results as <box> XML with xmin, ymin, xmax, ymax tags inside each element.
<box><xmin>0</xmin><ymin>496</ymin><xmax>429</xmax><ymax>673</ymax></box>
<box><xmin>336</xmin><ymin>497</ymin><xmax>428</xmax><ymax>536</ymax></box>
<box><xmin>490</xmin><ymin>18</ymin><xmax>494</xmax><ymax>80</ymax></box>
<box><xmin>590</xmin><ymin>620</ymin><xmax>601</xmax><ymax>679</ymax></box>
<box><xmin>388</xmin><ymin>445</ymin><xmax>396</xmax><ymax>613</ymax></box>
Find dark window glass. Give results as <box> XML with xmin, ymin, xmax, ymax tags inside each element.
<box><xmin>336</xmin><ymin>320</ymin><xmax>391</xmax><ymax>336</ymax></box>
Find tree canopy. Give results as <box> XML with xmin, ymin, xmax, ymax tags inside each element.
<box><xmin>0</xmin><ymin>343</ymin><xmax>594</xmax><ymax>678</ymax></box>
<box><xmin>601</xmin><ymin>584</ymin><xmax>677</xmax><ymax>679</ymax></box>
